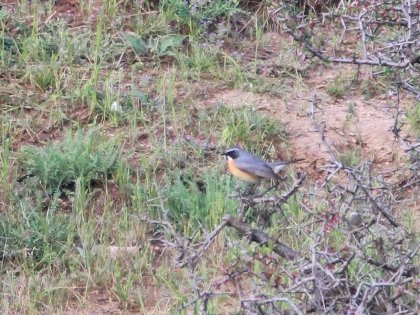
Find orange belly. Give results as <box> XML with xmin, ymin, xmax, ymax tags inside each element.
<box><xmin>228</xmin><ymin>159</ymin><xmax>260</xmax><ymax>184</ymax></box>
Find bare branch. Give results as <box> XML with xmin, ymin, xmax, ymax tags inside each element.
<box><xmin>241</xmin><ymin>297</ymin><xmax>304</xmax><ymax>315</ymax></box>
<box><xmin>224</xmin><ymin>215</ymin><xmax>300</xmax><ymax>260</ymax></box>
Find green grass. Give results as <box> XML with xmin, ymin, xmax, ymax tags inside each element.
<box><xmin>20</xmin><ymin>129</ymin><xmax>120</xmax><ymax>194</ymax></box>
<box><xmin>164</xmin><ymin>171</ymin><xmax>236</xmax><ymax>231</ymax></box>
<box><xmin>0</xmin><ymin>202</ymin><xmax>73</xmax><ymax>268</ymax></box>
<box><xmin>339</xmin><ymin>147</ymin><xmax>362</xmax><ymax>167</ymax></box>
<box><xmin>160</xmin><ymin>0</ymin><xmax>242</xmax><ymax>35</ymax></box>
<box><xmin>326</xmin><ymin>76</ymin><xmax>347</xmax><ymax>98</ymax></box>
<box><xmin>407</xmin><ymin>102</ymin><xmax>420</xmax><ymax>138</ymax></box>
<box><xmin>0</xmin><ymin>1</ymin><xmax>418</xmax><ymax>313</ymax></box>
<box><xmin>200</xmin><ymin>105</ymin><xmax>288</xmax><ymax>151</ymax></box>
<box><xmin>175</xmin><ymin>41</ymin><xmax>220</xmax><ymax>78</ymax></box>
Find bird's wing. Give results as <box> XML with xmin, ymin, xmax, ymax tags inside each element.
<box><xmin>235</xmin><ymin>158</ymin><xmax>279</xmax><ymax>180</ymax></box>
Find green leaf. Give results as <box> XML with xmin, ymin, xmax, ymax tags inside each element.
<box><xmin>158</xmin><ymin>35</ymin><xmax>185</xmax><ymax>56</ymax></box>
<box><xmin>124</xmin><ymin>33</ymin><xmax>148</xmax><ymax>55</ymax></box>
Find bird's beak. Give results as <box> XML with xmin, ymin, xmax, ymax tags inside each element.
<box><xmin>221</xmin><ymin>151</ymin><xmax>227</xmax><ymax>156</ymax></box>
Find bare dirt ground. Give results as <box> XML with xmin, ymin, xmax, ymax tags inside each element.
<box><xmin>205</xmin><ymin>61</ymin><xmax>415</xmax><ymax>170</ymax></box>
<box><xmin>208</xmin><ymin>75</ymin><xmax>412</xmax><ymax>171</ymax></box>
<box><xmin>202</xmin><ymin>33</ymin><xmax>419</xmax><ymax>233</ymax></box>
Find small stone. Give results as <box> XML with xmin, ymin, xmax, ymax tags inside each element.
<box><xmin>111</xmin><ymin>101</ymin><xmax>123</xmax><ymax>113</ymax></box>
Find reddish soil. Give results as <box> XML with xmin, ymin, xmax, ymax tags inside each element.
<box><xmin>204</xmin><ymin>33</ymin><xmax>417</xmax><ymax>181</ymax></box>
<box><xmin>1</xmin><ymin>0</ymin><xmax>102</xmax><ymax>26</ymax></box>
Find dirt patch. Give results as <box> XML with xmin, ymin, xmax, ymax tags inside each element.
<box><xmin>64</xmin><ymin>289</ymin><xmax>139</xmax><ymax>315</ymax></box>
<box><xmin>12</xmin><ymin>121</ymin><xmax>64</xmax><ymax>149</ymax></box>
<box><xmin>204</xmin><ymin>60</ymin><xmax>418</xmax><ymax>231</ymax></box>
<box><xmin>0</xmin><ymin>0</ymin><xmax>18</xmax><ymax>8</ymax></box>
<box><xmin>1</xmin><ymin>0</ymin><xmax>102</xmax><ymax>27</ymax></box>
<box><xmin>53</xmin><ymin>0</ymin><xmax>102</xmax><ymax>27</ymax></box>
<box><xmin>203</xmin><ymin>32</ymin><xmax>417</xmax><ymax>180</ymax></box>
<box><xmin>204</xmin><ymin>65</ymin><xmax>415</xmax><ymax>180</ymax></box>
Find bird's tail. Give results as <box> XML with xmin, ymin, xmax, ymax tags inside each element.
<box><xmin>269</xmin><ymin>158</ymin><xmax>304</xmax><ymax>174</ymax></box>
<box><xmin>268</xmin><ymin>161</ymin><xmax>290</xmax><ymax>173</ymax></box>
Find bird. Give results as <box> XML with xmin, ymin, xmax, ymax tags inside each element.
<box><xmin>221</xmin><ymin>147</ymin><xmax>300</xmax><ymax>184</ymax></box>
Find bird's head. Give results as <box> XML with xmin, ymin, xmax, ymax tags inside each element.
<box><xmin>221</xmin><ymin>147</ymin><xmax>241</xmax><ymax>160</ymax></box>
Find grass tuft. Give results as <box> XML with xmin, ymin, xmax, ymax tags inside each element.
<box><xmin>161</xmin><ymin>0</ymin><xmax>242</xmax><ymax>35</ymax></box>
<box><xmin>407</xmin><ymin>102</ymin><xmax>420</xmax><ymax>138</ymax></box>
<box><xmin>0</xmin><ymin>202</ymin><xmax>73</xmax><ymax>267</ymax></box>
<box><xmin>338</xmin><ymin>148</ymin><xmax>362</xmax><ymax>167</ymax></box>
<box><xmin>209</xmin><ymin>106</ymin><xmax>287</xmax><ymax>150</ymax></box>
<box><xmin>20</xmin><ymin>129</ymin><xmax>120</xmax><ymax>194</ymax></box>
<box><xmin>326</xmin><ymin>75</ymin><xmax>347</xmax><ymax>98</ymax></box>
<box><xmin>164</xmin><ymin>171</ymin><xmax>236</xmax><ymax>232</ymax></box>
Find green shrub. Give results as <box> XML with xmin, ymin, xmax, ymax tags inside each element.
<box><xmin>21</xmin><ymin>129</ymin><xmax>120</xmax><ymax>194</ymax></box>
<box><xmin>161</xmin><ymin>0</ymin><xmax>242</xmax><ymax>33</ymax></box>
<box><xmin>163</xmin><ymin>171</ymin><xmax>236</xmax><ymax>231</ymax></box>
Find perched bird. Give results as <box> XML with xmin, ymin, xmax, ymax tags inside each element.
<box><xmin>221</xmin><ymin>147</ymin><xmax>300</xmax><ymax>184</ymax></box>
